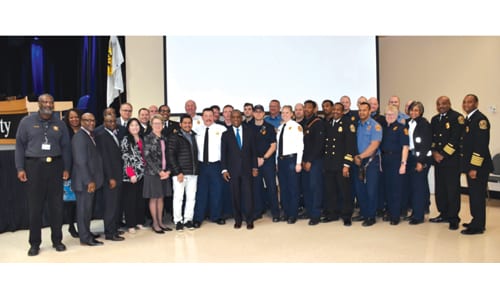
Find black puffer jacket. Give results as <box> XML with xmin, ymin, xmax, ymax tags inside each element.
<box><xmin>166</xmin><ymin>130</ymin><xmax>199</xmax><ymax>176</ymax></box>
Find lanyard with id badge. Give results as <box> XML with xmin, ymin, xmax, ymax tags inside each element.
<box><xmin>41</xmin><ymin>122</ymin><xmax>51</xmax><ymax>151</ymax></box>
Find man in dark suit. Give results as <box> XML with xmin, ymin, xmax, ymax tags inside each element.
<box><xmin>138</xmin><ymin>107</ymin><xmax>152</xmax><ymax>136</ymax></box>
<box><xmin>95</xmin><ymin>114</ymin><xmax>125</xmax><ymax>242</ymax></box>
<box><xmin>72</xmin><ymin>113</ymin><xmax>104</xmax><ymax>246</ymax></box>
<box><xmin>460</xmin><ymin>94</ymin><xmax>493</xmax><ymax>235</ymax></box>
<box><xmin>160</xmin><ymin>104</ymin><xmax>180</xmax><ymax>137</ymax></box>
<box><xmin>94</xmin><ymin>107</ymin><xmax>126</xmax><ymax>141</ymax></box>
<box><xmin>430</xmin><ymin>96</ymin><xmax>465</xmax><ymax>230</ymax></box>
<box><xmin>221</xmin><ymin>110</ymin><xmax>259</xmax><ymax>229</ymax></box>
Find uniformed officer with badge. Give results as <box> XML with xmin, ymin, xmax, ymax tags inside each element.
<box><xmin>352</xmin><ymin>102</ymin><xmax>383</xmax><ymax>227</ymax></box>
<box><xmin>322</xmin><ymin>102</ymin><xmax>357</xmax><ymax>226</ymax></box>
<box><xmin>15</xmin><ymin>93</ymin><xmax>71</xmax><ymax>256</ymax></box>
<box><xmin>276</xmin><ymin>105</ymin><xmax>304</xmax><ymax>224</ymax></box>
<box><xmin>460</xmin><ymin>94</ymin><xmax>493</xmax><ymax>235</ymax></box>
<box><xmin>430</xmin><ymin>96</ymin><xmax>465</xmax><ymax>230</ymax></box>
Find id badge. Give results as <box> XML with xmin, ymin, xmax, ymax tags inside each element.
<box><xmin>41</xmin><ymin>143</ymin><xmax>51</xmax><ymax>151</ymax></box>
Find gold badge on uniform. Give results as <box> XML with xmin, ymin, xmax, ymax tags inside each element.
<box><xmin>216</xmin><ymin>131</ymin><xmax>220</xmax><ymax>135</ymax></box>
<box><xmin>445</xmin><ymin>122</ymin><xmax>450</xmax><ymax>129</ymax></box>
<box><xmin>338</xmin><ymin>126</ymin><xmax>343</xmax><ymax>132</ymax></box>
<box><xmin>197</xmin><ymin>120</ymin><xmax>201</xmax><ymax>125</ymax></box>
<box><xmin>350</xmin><ymin>124</ymin><xmax>356</xmax><ymax>133</ymax></box>
<box><xmin>297</xmin><ymin>126</ymin><xmax>303</xmax><ymax>132</ymax></box>
<box><xmin>53</xmin><ymin>125</ymin><xmax>59</xmax><ymax>131</ymax></box>
<box><xmin>479</xmin><ymin>120</ymin><xmax>488</xmax><ymax>130</ymax></box>
<box><xmin>393</xmin><ymin>126</ymin><xmax>398</xmax><ymax>131</ymax></box>
<box><xmin>403</xmin><ymin>128</ymin><xmax>408</xmax><ymax>135</ymax></box>
<box><xmin>465</xmin><ymin>126</ymin><xmax>469</xmax><ymax>133</ymax></box>
<box><xmin>375</xmin><ymin>124</ymin><xmax>381</xmax><ymax>132</ymax></box>
<box><xmin>367</xmin><ymin>125</ymin><xmax>371</xmax><ymax>130</ymax></box>
<box><xmin>351</xmin><ymin>116</ymin><xmax>355</xmax><ymax>121</ymax></box>
<box><xmin>458</xmin><ymin>115</ymin><xmax>465</xmax><ymax>124</ymax></box>
<box><xmin>46</xmin><ymin>157</ymin><xmax>52</xmax><ymax>163</ymax></box>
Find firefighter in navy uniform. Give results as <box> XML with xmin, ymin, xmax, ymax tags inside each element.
<box><xmin>460</xmin><ymin>94</ymin><xmax>493</xmax><ymax>235</ymax></box>
<box><xmin>430</xmin><ymin>96</ymin><xmax>465</xmax><ymax>230</ymax></box>
<box><xmin>322</xmin><ymin>102</ymin><xmax>357</xmax><ymax>226</ymax></box>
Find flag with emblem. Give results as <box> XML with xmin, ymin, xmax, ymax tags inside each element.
<box><xmin>106</xmin><ymin>36</ymin><xmax>124</xmax><ymax>107</ymax></box>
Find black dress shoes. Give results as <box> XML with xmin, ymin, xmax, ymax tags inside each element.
<box><xmin>280</xmin><ymin>216</ymin><xmax>287</xmax><ymax>222</ymax></box>
<box><xmin>81</xmin><ymin>239</ymin><xmax>104</xmax><ymax>246</ymax></box>
<box><xmin>362</xmin><ymin>218</ymin><xmax>376</xmax><ymax>227</ymax></box>
<box><xmin>272</xmin><ymin>217</ymin><xmax>280</xmax><ymax>223</ymax></box>
<box><xmin>402</xmin><ymin>214</ymin><xmax>413</xmax><ymax>221</ymax></box>
<box><xmin>460</xmin><ymin>228</ymin><xmax>484</xmax><ymax>235</ymax></box>
<box><xmin>390</xmin><ymin>219</ymin><xmax>400</xmax><ymax>225</ymax></box>
<box><xmin>28</xmin><ymin>246</ymin><xmax>40</xmax><ymax>256</ymax></box>
<box><xmin>234</xmin><ymin>222</ymin><xmax>242</xmax><ymax>229</ymax></box>
<box><xmin>343</xmin><ymin>218</ymin><xmax>352</xmax><ymax>226</ymax></box>
<box><xmin>53</xmin><ymin>243</ymin><xmax>67</xmax><ymax>252</ymax></box>
<box><xmin>193</xmin><ymin>221</ymin><xmax>201</xmax><ymax>228</ymax></box>
<box><xmin>462</xmin><ymin>222</ymin><xmax>471</xmax><ymax>228</ymax></box>
<box><xmin>352</xmin><ymin>215</ymin><xmax>365</xmax><ymax>222</ymax></box>
<box><xmin>117</xmin><ymin>230</ymin><xmax>125</xmax><ymax>235</ymax></box>
<box><xmin>320</xmin><ymin>216</ymin><xmax>339</xmax><ymax>223</ymax></box>
<box><xmin>160</xmin><ymin>225</ymin><xmax>172</xmax><ymax>232</ymax></box>
<box><xmin>429</xmin><ymin>215</ymin><xmax>447</xmax><ymax>223</ymax></box>
<box><xmin>152</xmin><ymin>227</ymin><xmax>165</xmax><ymax>234</ymax></box>
<box><xmin>449</xmin><ymin>222</ymin><xmax>459</xmax><ymax>230</ymax></box>
<box><xmin>287</xmin><ymin>217</ymin><xmax>297</xmax><ymax>224</ymax></box>
<box><xmin>409</xmin><ymin>219</ymin><xmax>423</xmax><ymax>225</ymax></box>
<box><xmin>91</xmin><ymin>232</ymin><xmax>100</xmax><ymax>238</ymax></box>
<box><xmin>68</xmin><ymin>226</ymin><xmax>79</xmax><ymax>238</ymax></box>
<box><xmin>105</xmin><ymin>235</ymin><xmax>125</xmax><ymax>241</ymax></box>
<box><xmin>247</xmin><ymin>223</ymin><xmax>254</xmax><ymax>230</ymax></box>
<box><xmin>216</xmin><ymin>218</ymin><xmax>226</xmax><ymax>225</ymax></box>
<box><xmin>308</xmin><ymin>219</ymin><xmax>320</xmax><ymax>226</ymax></box>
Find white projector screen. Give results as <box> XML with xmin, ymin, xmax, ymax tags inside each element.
<box><xmin>165</xmin><ymin>36</ymin><xmax>377</xmax><ymax>114</ymax></box>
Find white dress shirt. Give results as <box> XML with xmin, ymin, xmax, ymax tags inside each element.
<box><xmin>194</xmin><ymin>123</ymin><xmax>227</xmax><ymax>162</ymax></box>
<box><xmin>276</xmin><ymin>119</ymin><xmax>304</xmax><ymax>165</ymax></box>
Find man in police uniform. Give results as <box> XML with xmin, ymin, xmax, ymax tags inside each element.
<box><xmin>460</xmin><ymin>94</ymin><xmax>493</xmax><ymax>235</ymax></box>
<box><xmin>251</xmin><ymin>105</ymin><xmax>279</xmax><ymax>221</ymax></box>
<box><xmin>301</xmin><ymin>100</ymin><xmax>325</xmax><ymax>225</ymax></box>
<box><xmin>352</xmin><ymin>102</ymin><xmax>382</xmax><ymax>227</ymax></box>
<box><xmin>276</xmin><ymin>105</ymin><xmax>304</xmax><ymax>224</ymax></box>
<box><xmin>322</xmin><ymin>102</ymin><xmax>356</xmax><ymax>226</ymax></box>
<box><xmin>15</xmin><ymin>93</ymin><xmax>71</xmax><ymax>256</ymax></box>
<box><xmin>430</xmin><ymin>96</ymin><xmax>465</xmax><ymax>230</ymax></box>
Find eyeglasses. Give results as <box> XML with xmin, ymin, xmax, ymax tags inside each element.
<box><xmin>81</xmin><ymin>119</ymin><xmax>96</xmax><ymax>123</ymax></box>
<box><xmin>121</xmin><ymin>109</ymin><xmax>132</xmax><ymax>113</ymax></box>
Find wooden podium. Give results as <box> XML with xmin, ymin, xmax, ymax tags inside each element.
<box><xmin>0</xmin><ymin>97</ymin><xmax>73</xmax><ymax>145</ymax></box>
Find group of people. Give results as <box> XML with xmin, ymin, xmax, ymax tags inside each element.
<box><xmin>15</xmin><ymin>93</ymin><xmax>492</xmax><ymax>257</ymax></box>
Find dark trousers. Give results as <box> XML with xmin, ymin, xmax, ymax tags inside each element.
<box><xmin>25</xmin><ymin>157</ymin><xmax>64</xmax><ymax>247</ymax></box>
<box><xmin>466</xmin><ymin>171</ymin><xmax>488</xmax><ymax>230</ymax></box>
<box><xmin>229</xmin><ymin>174</ymin><xmax>254</xmax><ymax>224</ymax></box>
<box><xmin>103</xmin><ymin>182</ymin><xmax>122</xmax><ymax>237</ymax></box>
<box><xmin>63</xmin><ymin>202</ymin><xmax>77</xmax><ymax>228</ymax></box>
<box><xmin>323</xmin><ymin>169</ymin><xmax>353</xmax><ymax>219</ymax></box>
<box><xmin>382</xmin><ymin>154</ymin><xmax>403</xmax><ymax>220</ymax></box>
<box><xmin>122</xmin><ymin>179</ymin><xmax>145</xmax><ymax>228</ymax></box>
<box><xmin>353</xmin><ymin>156</ymin><xmax>380</xmax><ymax>219</ymax></box>
<box><xmin>194</xmin><ymin>162</ymin><xmax>223</xmax><ymax>223</ymax></box>
<box><xmin>278</xmin><ymin>157</ymin><xmax>300</xmax><ymax>219</ymax></box>
<box><xmin>434</xmin><ymin>163</ymin><xmax>461</xmax><ymax>223</ymax></box>
<box><xmin>302</xmin><ymin>159</ymin><xmax>323</xmax><ymax>220</ymax></box>
<box><xmin>253</xmin><ymin>160</ymin><xmax>279</xmax><ymax>218</ymax></box>
<box><xmin>76</xmin><ymin>190</ymin><xmax>95</xmax><ymax>243</ymax></box>
<box><xmin>407</xmin><ymin>155</ymin><xmax>430</xmax><ymax>221</ymax></box>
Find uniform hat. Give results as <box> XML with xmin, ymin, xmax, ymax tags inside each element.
<box><xmin>254</xmin><ymin>104</ymin><xmax>265</xmax><ymax>112</ymax></box>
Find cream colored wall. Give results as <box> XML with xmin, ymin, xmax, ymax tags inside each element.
<box><xmin>124</xmin><ymin>36</ymin><xmax>164</xmax><ymax>115</ymax></box>
<box><xmin>378</xmin><ymin>36</ymin><xmax>500</xmax><ymax>155</ymax></box>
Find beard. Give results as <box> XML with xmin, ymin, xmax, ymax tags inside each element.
<box><xmin>40</xmin><ymin>107</ymin><xmax>53</xmax><ymax>115</ymax></box>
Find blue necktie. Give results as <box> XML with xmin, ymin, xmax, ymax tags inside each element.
<box><xmin>236</xmin><ymin>128</ymin><xmax>242</xmax><ymax>149</ymax></box>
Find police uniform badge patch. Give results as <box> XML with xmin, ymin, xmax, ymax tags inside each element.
<box><xmin>338</xmin><ymin>126</ymin><xmax>343</xmax><ymax>132</ymax></box>
<box><xmin>298</xmin><ymin>126</ymin><xmax>302</xmax><ymax>132</ymax></box>
<box><xmin>53</xmin><ymin>125</ymin><xmax>59</xmax><ymax>131</ymax></box>
<box><xmin>479</xmin><ymin>120</ymin><xmax>488</xmax><ymax>130</ymax></box>
<box><xmin>350</xmin><ymin>124</ymin><xmax>356</xmax><ymax>133</ymax></box>
<box><xmin>466</xmin><ymin>126</ymin><xmax>469</xmax><ymax>133</ymax></box>
<box><xmin>351</xmin><ymin>116</ymin><xmax>355</xmax><ymax>121</ymax></box>
<box><xmin>393</xmin><ymin>126</ymin><xmax>398</xmax><ymax>131</ymax></box>
<box><xmin>403</xmin><ymin>128</ymin><xmax>409</xmax><ymax>135</ymax></box>
<box><xmin>261</xmin><ymin>126</ymin><xmax>266</xmax><ymax>135</ymax></box>
<box><xmin>445</xmin><ymin>122</ymin><xmax>450</xmax><ymax>129</ymax></box>
<box><xmin>197</xmin><ymin>120</ymin><xmax>201</xmax><ymax>125</ymax></box>
<box><xmin>375</xmin><ymin>124</ymin><xmax>381</xmax><ymax>132</ymax></box>
<box><xmin>458</xmin><ymin>115</ymin><xmax>465</xmax><ymax>124</ymax></box>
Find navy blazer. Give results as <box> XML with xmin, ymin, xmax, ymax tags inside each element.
<box><xmin>221</xmin><ymin>124</ymin><xmax>258</xmax><ymax>177</ymax></box>
<box><xmin>406</xmin><ymin>116</ymin><xmax>433</xmax><ymax>165</ymax></box>
<box><xmin>95</xmin><ymin>128</ymin><xmax>124</xmax><ymax>182</ymax></box>
<box><xmin>71</xmin><ymin>129</ymin><xmax>104</xmax><ymax>192</ymax></box>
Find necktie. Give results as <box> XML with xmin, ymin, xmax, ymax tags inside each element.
<box><xmin>89</xmin><ymin>131</ymin><xmax>96</xmax><ymax>146</ymax></box>
<box><xmin>111</xmin><ymin>129</ymin><xmax>119</xmax><ymax>146</ymax></box>
<box><xmin>278</xmin><ymin>123</ymin><xmax>285</xmax><ymax>157</ymax></box>
<box><xmin>439</xmin><ymin>113</ymin><xmax>444</xmax><ymax>121</ymax></box>
<box><xmin>203</xmin><ymin>127</ymin><xmax>209</xmax><ymax>163</ymax></box>
<box><xmin>236</xmin><ymin>128</ymin><xmax>242</xmax><ymax>149</ymax></box>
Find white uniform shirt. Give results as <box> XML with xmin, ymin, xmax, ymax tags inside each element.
<box><xmin>194</xmin><ymin>123</ymin><xmax>227</xmax><ymax>162</ymax></box>
<box><xmin>276</xmin><ymin>119</ymin><xmax>304</xmax><ymax>165</ymax></box>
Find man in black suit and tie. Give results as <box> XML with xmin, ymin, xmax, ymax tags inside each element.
<box><xmin>72</xmin><ymin>113</ymin><xmax>104</xmax><ymax>246</ymax></box>
<box><xmin>160</xmin><ymin>104</ymin><xmax>180</xmax><ymax>137</ymax></box>
<box><xmin>138</xmin><ymin>107</ymin><xmax>152</xmax><ymax>136</ymax></box>
<box><xmin>221</xmin><ymin>110</ymin><xmax>259</xmax><ymax>229</ymax></box>
<box><xmin>95</xmin><ymin>114</ymin><xmax>125</xmax><ymax>242</ymax></box>
<box><xmin>94</xmin><ymin>107</ymin><xmax>126</xmax><ymax>140</ymax></box>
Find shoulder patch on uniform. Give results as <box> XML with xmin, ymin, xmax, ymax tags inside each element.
<box><xmin>458</xmin><ymin>115</ymin><xmax>465</xmax><ymax>124</ymax></box>
<box><xmin>375</xmin><ymin>124</ymin><xmax>381</xmax><ymax>132</ymax></box>
<box><xmin>350</xmin><ymin>124</ymin><xmax>356</xmax><ymax>133</ymax></box>
<box><xmin>479</xmin><ymin>120</ymin><xmax>488</xmax><ymax>130</ymax></box>
<box><xmin>298</xmin><ymin>125</ymin><xmax>303</xmax><ymax>132</ymax></box>
<box><xmin>403</xmin><ymin>128</ymin><xmax>408</xmax><ymax>135</ymax></box>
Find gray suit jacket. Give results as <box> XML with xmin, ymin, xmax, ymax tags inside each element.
<box><xmin>71</xmin><ymin>129</ymin><xmax>104</xmax><ymax>192</ymax></box>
